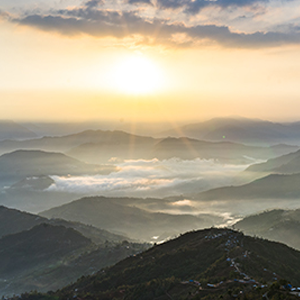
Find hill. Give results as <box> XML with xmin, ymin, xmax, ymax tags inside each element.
<box><xmin>151</xmin><ymin>137</ymin><xmax>297</xmax><ymax>164</ymax></box>
<box><xmin>0</xmin><ymin>130</ymin><xmax>157</xmax><ymax>159</ymax></box>
<box><xmin>40</xmin><ymin>196</ymin><xmax>224</xmax><ymax>241</ymax></box>
<box><xmin>234</xmin><ymin>209</ymin><xmax>300</xmax><ymax>250</ymax></box>
<box><xmin>67</xmin><ymin>136</ymin><xmax>298</xmax><ymax>164</ymax></box>
<box><xmin>0</xmin><ymin>129</ymin><xmax>296</xmax><ymax>165</ymax></box>
<box><xmin>0</xmin><ymin>205</ymin><xmax>128</xmax><ymax>244</ymax></box>
<box><xmin>0</xmin><ymin>120</ymin><xmax>37</xmax><ymax>141</ymax></box>
<box><xmin>161</xmin><ymin>116</ymin><xmax>300</xmax><ymax>146</ymax></box>
<box><xmin>66</xmin><ymin>138</ymin><xmax>156</xmax><ymax>164</ymax></box>
<box><xmin>18</xmin><ymin>228</ymin><xmax>300</xmax><ymax>300</ymax></box>
<box><xmin>9</xmin><ymin>175</ymin><xmax>55</xmax><ymax>190</ymax></box>
<box><xmin>0</xmin><ymin>150</ymin><xmax>116</xmax><ymax>186</ymax></box>
<box><xmin>192</xmin><ymin>173</ymin><xmax>300</xmax><ymax>200</ymax></box>
<box><xmin>0</xmin><ymin>223</ymin><xmax>92</xmax><ymax>295</ymax></box>
<box><xmin>246</xmin><ymin>148</ymin><xmax>300</xmax><ymax>175</ymax></box>
<box><xmin>0</xmin><ymin>207</ymin><xmax>150</xmax><ymax>296</ymax></box>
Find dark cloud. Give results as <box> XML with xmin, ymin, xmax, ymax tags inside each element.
<box><xmin>85</xmin><ymin>0</ymin><xmax>104</xmax><ymax>8</ymax></box>
<box><xmin>157</xmin><ymin>0</ymin><xmax>269</xmax><ymax>14</ymax></box>
<box><xmin>126</xmin><ymin>0</ymin><xmax>153</xmax><ymax>6</ymax></box>
<box><xmin>13</xmin><ymin>2</ymin><xmax>300</xmax><ymax>48</ymax></box>
<box><xmin>156</xmin><ymin>0</ymin><xmax>185</xmax><ymax>9</ymax></box>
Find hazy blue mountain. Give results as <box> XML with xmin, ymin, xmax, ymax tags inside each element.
<box><xmin>246</xmin><ymin>148</ymin><xmax>300</xmax><ymax>175</ymax></box>
<box><xmin>66</xmin><ymin>138</ymin><xmax>156</xmax><ymax>163</ymax></box>
<box><xmin>0</xmin><ymin>128</ymin><xmax>297</xmax><ymax>165</ymax></box>
<box><xmin>10</xmin><ymin>175</ymin><xmax>55</xmax><ymax>190</ymax></box>
<box><xmin>0</xmin><ymin>149</ymin><xmax>116</xmax><ymax>186</ymax></box>
<box><xmin>20</xmin><ymin>121</ymin><xmax>123</xmax><ymax>137</ymax></box>
<box><xmin>0</xmin><ymin>120</ymin><xmax>37</xmax><ymax>141</ymax></box>
<box><xmin>0</xmin><ymin>130</ymin><xmax>157</xmax><ymax>157</ymax></box>
<box><xmin>26</xmin><ymin>228</ymin><xmax>300</xmax><ymax>300</ymax></box>
<box><xmin>151</xmin><ymin>137</ymin><xmax>298</xmax><ymax>164</ymax></box>
<box><xmin>0</xmin><ymin>188</ymin><xmax>79</xmax><ymax>214</ymax></box>
<box><xmin>0</xmin><ymin>205</ymin><xmax>129</xmax><ymax>244</ymax></box>
<box><xmin>234</xmin><ymin>209</ymin><xmax>300</xmax><ymax>250</ymax></box>
<box><xmin>192</xmin><ymin>173</ymin><xmax>300</xmax><ymax>200</ymax></box>
<box><xmin>68</xmin><ymin>137</ymin><xmax>298</xmax><ymax>165</ymax></box>
<box><xmin>40</xmin><ymin>196</ymin><xmax>224</xmax><ymax>241</ymax></box>
<box><xmin>161</xmin><ymin>116</ymin><xmax>300</xmax><ymax>146</ymax></box>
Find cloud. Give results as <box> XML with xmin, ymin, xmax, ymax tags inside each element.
<box><xmin>46</xmin><ymin>158</ymin><xmax>248</xmax><ymax>197</ymax></box>
<box><xmin>85</xmin><ymin>0</ymin><xmax>104</xmax><ymax>8</ymax></box>
<box><xmin>11</xmin><ymin>0</ymin><xmax>300</xmax><ymax>49</ymax></box>
<box><xmin>126</xmin><ymin>0</ymin><xmax>153</xmax><ymax>6</ymax></box>
<box><xmin>16</xmin><ymin>12</ymin><xmax>300</xmax><ymax>48</ymax></box>
<box><xmin>157</xmin><ymin>0</ymin><xmax>269</xmax><ymax>14</ymax></box>
<box><xmin>0</xmin><ymin>10</ymin><xmax>10</xmax><ymax>20</ymax></box>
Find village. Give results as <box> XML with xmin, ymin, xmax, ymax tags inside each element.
<box><xmin>181</xmin><ymin>230</ymin><xmax>300</xmax><ymax>298</ymax></box>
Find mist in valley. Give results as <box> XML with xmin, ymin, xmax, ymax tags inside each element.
<box><xmin>2</xmin><ymin>118</ymin><xmax>300</xmax><ymax>296</ymax></box>
<box><xmin>4</xmin><ymin>0</ymin><xmax>300</xmax><ymax>294</ymax></box>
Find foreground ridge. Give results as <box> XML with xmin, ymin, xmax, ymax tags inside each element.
<box><xmin>9</xmin><ymin>227</ymin><xmax>300</xmax><ymax>300</ymax></box>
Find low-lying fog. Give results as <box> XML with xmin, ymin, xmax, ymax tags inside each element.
<box><xmin>43</xmin><ymin>158</ymin><xmax>300</xmax><ymax>225</ymax></box>
<box><xmin>47</xmin><ymin>158</ymin><xmax>248</xmax><ymax>198</ymax></box>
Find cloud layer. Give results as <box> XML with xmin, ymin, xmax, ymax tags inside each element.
<box><xmin>46</xmin><ymin>158</ymin><xmax>248</xmax><ymax>197</ymax></box>
<box><xmin>157</xmin><ymin>0</ymin><xmax>269</xmax><ymax>14</ymax></box>
<box><xmin>0</xmin><ymin>0</ymin><xmax>298</xmax><ymax>48</ymax></box>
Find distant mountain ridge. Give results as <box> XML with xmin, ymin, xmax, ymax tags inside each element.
<box><xmin>192</xmin><ymin>173</ymin><xmax>300</xmax><ymax>200</ymax></box>
<box><xmin>246</xmin><ymin>148</ymin><xmax>300</xmax><ymax>174</ymax></box>
<box><xmin>151</xmin><ymin>137</ymin><xmax>297</xmax><ymax>164</ymax></box>
<box><xmin>40</xmin><ymin>196</ymin><xmax>224</xmax><ymax>241</ymax></box>
<box><xmin>0</xmin><ymin>130</ymin><xmax>156</xmax><ymax>155</ymax></box>
<box><xmin>0</xmin><ymin>205</ymin><xmax>128</xmax><ymax>243</ymax></box>
<box><xmin>234</xmin><ymin>209</ymin><xmax>300</xmax><ymax>250</ymax></box>
<box><xmin>0</xmin><ymin>128</ymin><xmax>296</xmax><ymax>164</ymax></box>
<box><xmin>161</xmin><ymin>116</ymin><xmax>300</xmax><ymax>146</ymax></box>
<box><xmin>0</xmin><ymin>120</ymin><xmax>37</xmax><ymax>140</ymax></box>
<box><xmin>0</xmin><ymin>149</ymin><xmax>116</xmax><ymax>186</ymax></box>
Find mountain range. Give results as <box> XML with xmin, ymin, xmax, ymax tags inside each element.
<box><xmin>0</xmin><ymin>149</ymin><xmax>116</xmax><ymax>186</ymax></box>
<box><xmin>0</xmin><ymin>130</ymin><xmax>156</xmax><ymax>158</ymax></box>
<box><xmin>0</xmin><ymin>206</ymin><xmax>149</xmax><ymax>296</ymax></box>
<box><xmin>0</xmin><ymin>205</ymin><xmax>127</xmax><ymax>243</ymax></box>
<box><xmin>0</xmin><ymin>129</ymin><xmax>297</xmax><ymax>165</ymax></box>
<box><xmin>192</xmin><ymin>173</ymin><xmax>300</xmax><ymax>201</ymax></box>
<box><xmin>151</xmin><ymin>137</ymin><xmax>297</xmax><ymax>164</ymax></box>
<box><xmin>16</xmin><ymin>227</ymin><xmax>300</xmax><ymax>300</ymax></box>
<box><xmin>161</xmin><ymin>116</ymin><xmax>300</xmax><ymax>146</ymax></box>
<box><xmin>246</xmin><ymin>148</ymin><xmax>300</xmax><ymax>175</ymax></box>
<box><xmin>0</xmin><ymin>121</ymin><xmax>37</xmax><ymax>141</ymax></box>
<box><xmin>234</xmin><ymin>209</ymin><xmax>300</xmax><ymax>250</ymax></box>
<box><xmin>40</xmin><ymin>196</ymin><xmax>224</xmax><ymax>241</ymax></box>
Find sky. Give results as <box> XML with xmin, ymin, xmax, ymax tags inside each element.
<box><xmin>2</xmin><ymin>0</ymin><xmax>300</xmax><ymax>122</ymax></box>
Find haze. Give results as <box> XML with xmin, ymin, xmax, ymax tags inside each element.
<box><xmin>3</xmin><ymin>0</ymin><xmax>300</xmax><ymax>297</ymax></box>
<box><xmin>2</xmin><ymin>0</ymin><xmax>300</xmax><ymax>121</ymax></box>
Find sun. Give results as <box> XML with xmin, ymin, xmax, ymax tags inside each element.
<box><xmin>111</xmin><ymin>55</ymin><xmax>164</xmax><ymax>95</ymax></box>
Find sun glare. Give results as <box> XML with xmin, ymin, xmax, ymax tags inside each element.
<box><xmin>111</xmin><ymin>56</ymin><xmax>164</xmax><ymax>95</ymax></box>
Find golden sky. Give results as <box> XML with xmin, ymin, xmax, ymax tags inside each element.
<box><xmin>2</xmin><ymin>0</ymin><xmax>300</xmax><ymax>122</ymax></box>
